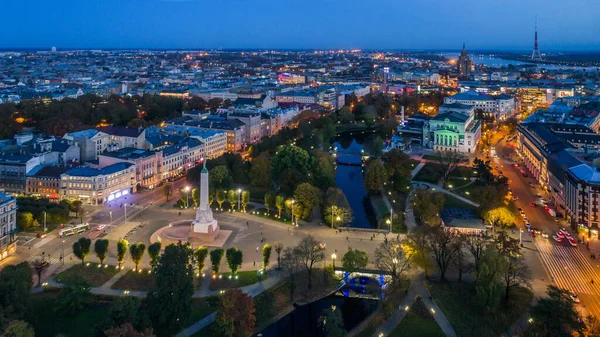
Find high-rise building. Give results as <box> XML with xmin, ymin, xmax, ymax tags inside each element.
<box><xmin>457</xmin><ymin>43</ymin><xmax>471</xmax><ymax>78</ymax></box>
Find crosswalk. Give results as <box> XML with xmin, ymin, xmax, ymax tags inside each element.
<box><xmin>27</xmin><ymin>255</ymin><xmax>61</xmax><ymax>266</ymax></box>
<box><xmin>534</xmin><ymin>238</ymin><xmax>600</xmax><ymax>317</ymax></box>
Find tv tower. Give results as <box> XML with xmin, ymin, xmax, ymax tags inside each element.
<box><xmin>531</xmin><ymin>17</ymin><xmax>542</xmax><ymax>61</ymax></box>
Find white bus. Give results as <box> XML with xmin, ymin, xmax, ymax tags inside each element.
<box><xmin>58</xmin><ymin>223</ymin><xmax>90</xmax><ymax>238</ymax></box>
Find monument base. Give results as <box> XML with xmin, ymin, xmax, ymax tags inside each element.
<box><xmin>150</xmin><ymin>220</ymin><xmax>232</xmax><ymax>248</ymax></box>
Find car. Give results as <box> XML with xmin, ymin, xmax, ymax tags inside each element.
<box><xmin>568</xmin><ymin>238</ymin><xmax>577</xmax><ymax>247</ymax></box>
<box><xmin>518</xmin><ymin>208</ymin><xmax>523</xmax><ymax>212</ymax></box>
<box><xmin>531</xmin><ymin>228</ymin><xmax>542</xmax><ymax>234</ymax></box>
<box><xmin>514</xmin><ymin>163</ymin><xmax>519</xmax><ymax>168</ymax></box>
<box><xmin>542</xmin><ymin>231</ymin><xmax>549</xmax><ymax>238</ymax></box>
<box><xmin>560</xmin><ymin>228</ymin><xmax>569</xmax><ymax>235</ymax></box>
<box><xmin>96</xmin><ymin>225</ymin><xmax>106</xmax><ymax>231</ymax></box>
<box><xmin>544</xmin><ymin>205</ymin><xmax>550</xmax><ymax>210</ymax></box>
<box><xmin>35</xmin><ymin>261</ymin><xmax>49</xmax><ymax>269</ymax></box>
<box><xmin>569</xmin><ymin>291</ymin><xmax>580</xmax><ymax>303</ymax></box>
<box><xmin>531</xmin><ymin>231</ymin><xmax>536</xmax><ymax>237</ymax></box>
<box><xmin>530</xmin><ymin>203</ymin><xmax>536</xmax><ymax>207</ymax></box>
<box><xmin>36</xmin><ymin>232</ymin><xmax>47</xmax><ymax>239</ymax></box>
<box><xmin>553</xmin><ymin>235</ymin><xmax>563</xmax><ymax>243</ymax></box>
<box><xmin>556</xmin><ymin>232</ymin><xmax>565</xmax><ymax>239</ymax></box>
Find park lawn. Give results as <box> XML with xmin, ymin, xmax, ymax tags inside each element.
<box><xmin>55</xmin><ymin>262</ymin><xmax>120</xmax><ymax>287</ymax></box>
<box><xmin>111</xmin><ymin>269</ymin><xmax>155</xmax><ymax>291</ymax></box>
<box><xmin>413</xmin><ymin>163</ymin><xmax>475</xmax><ymax>184</ymax></box>
<box><xmin>24</xmin><ymin>224</ymin><xmax>58</xmax><ymax>234</ymax></box>
<box><xmin>209</xmin><ymin>270</ymin><xmax>268</xmax><ymax>291</ymax></box>
<box><xmin>111</xmin><ymin>270</ymin><xmax>205</xmax><ymax>291</ymax></box>
<box><xmin>27</xmin><ymin>290</ymin><xmax>111</xmax><ymax>337</ymax></box>
<box><xmin>426</xmin><ymin>281</ymin><xmax>533</xmax><ymax>337</ymax></box>
<box><xmin>437</xmin><ymin>193</ymin><xmax>478</xmax><ymax>212</ymax></box>
<box><xmin>182</xmin><ymin>296</ymin><xmax>219</xmax><ymax>327</ymax></box>
<box><xmin>444</xmin><ymin>176</ymin><xmax>473</xmax><ymax>190</ymax></box>
<box><xmin>390</xmin><ymin>297</ymin><xmax>445</xmax><ymax>337</ymax></box>
<box><xmin>252</xmin><ymin>207</ymin><xmax>294</xmax><ymax>225</ymax></box>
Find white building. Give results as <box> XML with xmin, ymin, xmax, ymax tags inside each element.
<box><xmin>160</xmin><ymin>138</ymin><xmax>204</xmax><ymax>181</ymax></box>
<box><xmin>0</xmin><ymin>193</ymin><xmax>17</xmax><ymax>262</ymax></box>
<box><xmin>60</xmin><ymin>162</ymin><xmax>136</xmax><ymax>205</ymax></box>
<box><xmin>444</xmin><ymin>90</ymin><xmax>516</xmax><ymax>120</ymax></box>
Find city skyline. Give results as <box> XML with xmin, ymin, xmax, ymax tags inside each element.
<box><xmin>2</xmin><ymin>0</ymin><xmax>600</xmax><ymax>51</ymax></box>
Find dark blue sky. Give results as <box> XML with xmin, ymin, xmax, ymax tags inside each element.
<box><xmin>3</xmin><ymin>0</ymin><xmax>599</xmax><ymax>51</ymax></box>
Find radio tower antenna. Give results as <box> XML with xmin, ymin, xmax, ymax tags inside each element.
<box><xmin>531</xmin><ymin>16</ymin><xmax>542</xmax><ymax>60</ymax></box>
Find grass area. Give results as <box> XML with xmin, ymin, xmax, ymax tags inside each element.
<box><xmin>111</xmin><ymin>270</ymin><xmax>205</xmax><ymax>291</ymax></box>
<box><xmin>111</xmin><ymin>270</ymin><xmax>155</xmax><ymax>291</ymax></box>
<box><xmin>422</xmin><ymin>154</ymin><xmax>462</xmax><ymax>163</ymax></box>
<box><xmin>444</xmin><ymin>176</ymin><xmax>473</xmax><ymax>190</ymax></box>
<box><xmin>370</xmin><ymin>194</ymin><xmax>390</xmax><ymax>219</ymax></box>
<box><xmin>209</xmin><ymin>270</ymin><xmax>268</xmax><ymax>291</ymax></box>
<box><xmin>390</xmin><ymin>297</ymin><xmax>445</xmax><ymax>337</ymax></box>
<box><xmin>248</xmin><ymin>186</ymin><xmax>269</xmax><ymax>203</ymax></box>
<box><xmin>254</xmin><ymin>281</ymin><xmax>294</xmax><ymax>329</ymax></box>
<box><xmin>24</xmin><ymin>224</ymin><xmax>58</xmax><ymax>234</ymax></box>
<box><xmin>413</xmin><ymin>163</ymin><xmax>475</xmax><ymax>184</ymax></box>
<box><xmin>55</xmin><ymin>262</ymin><xmax>120</xmax><ymax>287</ymax></box>
<box><xmin>182</xmin><ymin>296</ymin><xmax>219</xmax><ymax>327</ymax></box>
<box><xmin>437</xmin><ymin>193</ymin><xmax>477</xmax><ymax>211</ymax></box>
<box><xmin>27</xmin><ymin>290</ymin><xmax>111</xmax><ymax>337</ymax></box>
<box><xmin>426</xmin><ymin>281</ymin><xmax>533</xmax><ymax>337</ymax></box>
<box><xmin>252</xmin><ymin>207</ymin><xmax>294</xmax><ymax>225</ymax></box>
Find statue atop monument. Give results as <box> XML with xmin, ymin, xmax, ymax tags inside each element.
<box><xmin>190</xmin><ymin>158</ymin><xmax>219</xmax><ymax>241</ymax></box>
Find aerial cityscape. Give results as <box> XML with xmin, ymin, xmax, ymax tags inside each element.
<box><xmin>0</xmin><ymin>1</ymin><xmax>600</xmax><ymax>337</ymax></box>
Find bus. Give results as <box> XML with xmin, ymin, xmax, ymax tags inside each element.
<box><xmin>58</xmin><ymin>223</ymin><xmax>90</xmax><ymax>238</ymax></box>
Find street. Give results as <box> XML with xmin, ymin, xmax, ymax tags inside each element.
<box><xmin>495</xmin><ymin>137</ymin><xmax>600</xmax><ymax>318</ymax></box>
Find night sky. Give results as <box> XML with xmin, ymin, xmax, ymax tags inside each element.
<box><xmin>3</xmin><ymin>0</ymin><xmax>599</xmax><ymax>51</ymax></box>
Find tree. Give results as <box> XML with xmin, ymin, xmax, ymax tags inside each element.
<box><xmin>484</xmin><ymin>207</ymin><xmax>516</xmax><ymax>228</ymax></box>
<box><xmin>273</xmin><ymin>242</ymin><xmax>283</xmax><ymax>270</ymax></box>
<box><xmin>472</xmin><ymin>158</ymin><xmax>494</xmax><ymax>184</ymax></box>
<box><xmin>375</xmin><ymin>237</ymin><xmax>411</xmax><ymax>281</ymax></box>
<box><xmin>16</xmin><ymin>212</ymin><xmax>34</xmax><ymax>231</ymax></box>
<box><xmin>496</xmin><ymin>232</ymin><xmax>531</xmax><ymax>302</ymax></box>
<box><xmin>210</xmin><ymin>248</ymin><xmax>225</xmax><ymax>274</ymax></box>
<box><xmin>313</xmin><ymin>152</ymin><xmax>336</xmax><ymax>190</ymax></box>
<box><xmin>225</xmin><ymin>248</ymin><xmax>243</xmax><ymax>275</ymax></box>
<box><xmin>55</xmin><ymin>275</ymin><xmax>92</xmax><ymax>314</ymax></box>
<box><xmin>529</xmin><ymin>285</ymin><xmax>585</xmax><ymax>336</ymax></box>
<box><xmin>475</xmin><ymin>244</ymin><xmax>506</xmax><ymax>313</ymax></box>
<box><xmin>262</xmin><ymin>244</ymin><xmax>272</xmax><ymax>270</ymax></box>
<box><xmin>227</xmin><ymin>189</ymin><xmax>237</xmax><ymax>211</ymax></box>
<box><xmin>147</xmin><ymin>242</ymin><xmax>194</xmax><ymax>337</ymax></box>
<box><xmin>72</xmin><ymin>237</ymin><xmax>92</xmax><ymax>266</ymax></box>
<box><xmin>585</xmin><ymin>315</ymin><xmax>600</xmax><ymax>337</ymax></box>
<box><xmin>363</xmin><ymin>159</ymin><xmax>387</xmax><ymax>193</ymax></box>
<box><xmin>293</xmin><ymin>183</ymin><xmax>321</xmax><ymax>221</ymax></box>
<box><xmin>129</xmin><ymin>243</ymin><xmax>146</xmax><ymax>271</ymax></box>
<box><xmin>338</xmin><ymin>106</ymin><xmax>354</xmax><ymax>123</ymax></box>
<box><xmin>72</xmin><ymin>200</ymin><xmax>83</xmax><ymax>217</ymax></box>
<box><xmin>117</xmin><ymin>239</ymin><xmax>129</xmax><ymax>269</ymax></box>
<box><xmin>275</xmin><ymin>195</ymin><xmax>285</xmax><ymax>217</ymax></box>
<box><xmin>405</xmin><ymin>227</ymin><xmax>434</xmax><ymax>277</ymax></box>
<box><xmin>452</xmin><ymin>234</ymin><xmax>470</xmax><ymax>282</ymax></box>
<box><xmin>465</xmin><ymin>234</ymin><xmax>488</xmax><ymax>277</ymax></box>
<box><xmin>1</xmin><ymin>320</ymin><xmax>34</xmax><ymax>337</ymax></box>
<box><xmin>370</xmin><ymin>137</ymin><xmax>384</xmax><ymax>157</ymax></box>
<box><xmin>280</xmin><ymin>247</ymin><xmax>301</xmax><ymax>302</ymax></box>
<box><xmin>342</xmin><ymin>248</ymin><xmax>368</xmax><ymax>273</ymax></box>
<box><xmin>413</xmin><ymin>189</ymin><xmax>445</xmax><ymax>226</ymax></box>
<box><xmin>271</xmin><ymin>145</ymin><xmax>311</xmax><ymax>182</ymax></box>
<box><xmin>104</xmin><ymin>323</ymin><xmax>155</xmax><ymax>337</ymax></box>
<box><xmin>426</xmin><ymin>227</ymin><xmax>457</xmax><ymax>281</ymax></box>
<box><xmin>94</xmin><ymin>239</ymin><xmax>109</xmax><ymax>265</ymax></box>
<box><xmin>295</xmin><ymin>235</ymin><xmax>325</xmax><ymax>289</ymax></box>
<box><xmin>192</xmin><ymin>188</ymin><xmax>200</xmax><ymax>207</ymax></box>
<box><xmin>147</xmin><ymin>242</ymin><xmax>161</xmax><ymax>268</ymax></box>
<box><xmin>249</xmin><ymin>153</ymin><xmax>271</xmax><ymax>187</ymax></box>
<box><xmin>212</xmin><ymin>289</ymin><xmax>256</xmax><ymax>337</ymax></box>
<box><xmin>381</xmin><ymin>149</ymin><xmax>412</xmax><ymax>178</ymax></box>
<box><xmin>471</xmin><ymin>185</ymin><xmax>502</xmax><ymax>215</ymax></box>
<box><xmin>432</xmin><ymin>151</ymin><xmax>464</xmax><ymax>184</ymax></box>
<box><xmin>0</xmin><ymin>262</ymin><xmax>33</xmax><ymax>323</ymax></box>
<box><xmin>194</xmin><ymin>246</ymin><xmax>208</xmax><ymax>274</ymax></box>
<box><xmin>163</xmin><ymin>185</ymin><xmax>172</xmax><ymax>202</ymax></box>
<box><xmin>320</xmin><ymin>305</ymin><xmax>345</xmax><ymax>337</ymax></box>
<box><xmin>210</xmin><ymin>166</ymin><xmax>233</xmax><ymax>190</ymax></box>
<box><xmin>216</xmin><ymin>189</ymin><xmax>226</xmax><ymax>210</ymax></box>
<box><xmin>264</xmin><ymin>191</ymin><xmax>276</xmax><ymax>215</ymax></box>
<box><xmin>324</xmin><ymin>188</ymin><xmax>352</xmax><ymax>228</ymax></box>
<box><xmin>241</xmin><ymin>190</ymin><xmax>250</xmax><ymax>211</ymax></box>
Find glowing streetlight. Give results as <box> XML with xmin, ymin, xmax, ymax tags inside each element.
<box><xmin>184</xmin><ymin>186</ymin><xmax>191</xmax><ymax>208</ymax></box>
<box><xmin>237</xmin><ymin>188</ymin><xmax>242</xmax><ymax>211</ymax></box>
<box><xmin>331</xmin><ymin>253</ymin><xmax>337</xmax><ymax>269</ymax></box>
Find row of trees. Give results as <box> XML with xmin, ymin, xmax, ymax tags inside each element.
<box><xmin>71</xmin><ymin>237</ymin><xmax>161</xmax><ymax>271</ymax></box>
<box><xmin>16</xmin><ymin>197</ymin><xmax>85</xmax><ymax>231</ymax></box>
<box><xmin>173</xmin><ymin>185</ymin><xmax>250</xmax><ymax>212</ymax></box>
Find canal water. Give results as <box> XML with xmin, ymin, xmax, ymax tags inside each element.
<box><xmin>254</xmin><ymin>294</ymin><xmax>379</xmax><ymax>337</ymax></box>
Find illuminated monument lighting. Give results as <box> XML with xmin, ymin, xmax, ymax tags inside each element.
<box><xmin>189</xmin><ymin>160</ymin><xmax>220</xmax><ymax>242</ymax></box>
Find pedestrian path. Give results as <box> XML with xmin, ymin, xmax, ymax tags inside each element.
<box><xmin>415</xmin><ymin>181</ymin><xmax>480</xmax><ymax>208</ymax></box>
<box><xmin>410</xmin><ymin>161</ymin><xmax>426</xmax><ymax>179</ymax></box>
<box><xmin>371</xmin><ymin>273</ymin><xmax>457</xmax><ymax>337</ymax></box>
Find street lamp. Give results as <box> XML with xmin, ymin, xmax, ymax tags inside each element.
<box><xmin>124</xmin><ymin>203</ymin><xmax>127</xmax><ymax>220</ymax></box>
<box><xmin>43</xmin><ymin>211</ymin><xmax>47</xmax><ymax>233</ymax></box>
<box><xmin>184</xmin><ymin>186</ymin><xmax>191</xmax><ymax>209</ymax></box>
<box><xmin>110</xmin><ymin>211</ymin><xmax>113</xmax><ymax>225</ymax></box>
<box><xmin>331</xmin><ymin>253</ymin><xmax>337</xmax><ymax>270</ymax></box>
<box><xmin>237</xmin><ymin>188</ymin><xmax>241</xmax><ymax>211</ymax></box>
<box><xmin>291</xmin><ymin>199</ymin><xmax>296</xmax><ymax>227</ymax></box>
